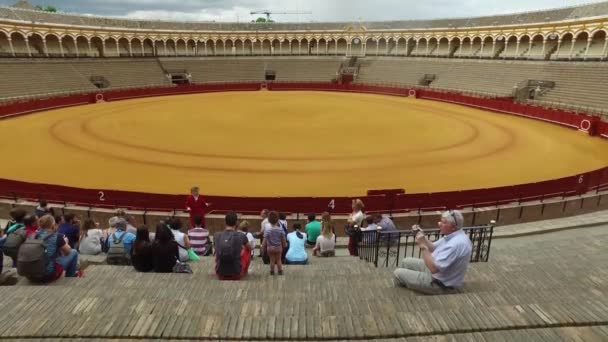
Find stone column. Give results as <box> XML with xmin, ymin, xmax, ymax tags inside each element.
<box><xmin>514</xmin><ymin>39</ymin><xmax>521</xmax><ymax>58</ymax></box>
<box><xmin>42</xmin><ymin>38</ymin><xmax>48</xmax><ymax>57</ymax></box>
<box><xmin>116</xmin><ymin>41</ymin><xmax>120</xmax><ymax>57</ymax></box>
<box><xmin>87</xmin><ymin>39</ymin><xmax>93</xmax><ymax>57</ymax></box>
<box><xmin>58</xmin><ymin>38</ymin><xmax>65</xmax><ymax>57</ymax></box>
<box><xmin>74</xmin><ymin>39</ymin><xmax>79</xmax><ymax>57</ymax></box>
<box><xmin>128</xmin><ymin>41</ymin><xmax>133</xmax><ymax>57</ymax></box>
<box><xmin>503</xmin><ymin>39</ymin><xmax>509</xmax><ymax>59</ymax></box>
<box><xmin>568</xmin><ymin>38</ymin><xmax>577</xmax><ymax>60</ymax></box>
<box><xmin>602</xmin><ymin>37</ymin><xmax>608</xmax><ymax>61</ymax></box>
<box><xmin>540</xmin><ymin>38</ymin><xmax>547</xmax><ymax>59</ymax></box>
<box><xmin>141</xmin><ymin>40</ymin><xmax>145</xmax><ymax>56</ymax></box>
<box><xmin>376</xmin><ymin>41</ymin><xmax>380</xmax><ymax>55</ymax></box>
<box><xmin>583</xmin><ymin>37</ymin><xmax>593</xmax><ymax>60</ymax></box>
<box><xmin>7</xmin><ymin>37</ymin><xmax>15</xmax><ymax>57</ymax></box>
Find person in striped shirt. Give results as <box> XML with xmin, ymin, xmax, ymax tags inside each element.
<box><xmin>187</xmin><ymin>216</ymin><xmax>211</xmax><ymax>256</ymax></box>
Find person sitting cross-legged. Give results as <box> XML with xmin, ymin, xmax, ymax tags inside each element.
<box><xmin>313</xmin><ymin>213</ymin><xmax>336</xmax><ymax>257</ymax></box>
<box><xmin>105</xmin><ymin>219</ymin><xmax>136</xmax><ymax>265</ymax></box>
<box><xmin>393</xmin><ymin>210</ymin><xmax>472</xmax><ymax>295</ymax></box>
<box><xmin>214</xmin><ymin>212</ymin><xmax>251</xmax><ymax>280</ymax></box>
<box><xmin>285</xmin><ymin>223</ymin><xmax>308</xmax><ymax>265</ymax></box>
<box><xmin>20</xmin><ymin>215</ymin><xmax>79</xmax><ymax>282</ymax></box>
<box><xmin>131</xmin><ymin>226</ymin><xmax>154</xmax><ymax>273</ymax></box>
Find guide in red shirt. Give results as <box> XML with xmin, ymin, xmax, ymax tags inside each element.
<box><xmin>185</xmin><ymin>186</ymin><xmax>211</xmax><ymax>228</ymax></box>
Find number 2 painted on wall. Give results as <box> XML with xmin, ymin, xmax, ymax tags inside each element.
<box><xmin>98</xmin><ymin>191</ymin><xmax>106</xmax><ymax>202</ymax></box>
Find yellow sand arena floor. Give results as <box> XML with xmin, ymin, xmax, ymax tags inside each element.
<box><xmin>1</xmin><ymin>91</ymin><xmax>608</xmax><ymax>197</ymax></box>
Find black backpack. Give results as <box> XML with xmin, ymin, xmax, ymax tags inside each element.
<box><xmin>3</xmin><ymin>228</ymin><xmax>26</xmax><ymax>260</ymax></box>
<box><xmin>17</xmin><ymin>233</ymin><xmax>55</xmax><ymax>281</ymax></box>
<box><xmin>216</xmin><ymin>232</ymin><xmax>239</xmax><ymax>263</ymax></box>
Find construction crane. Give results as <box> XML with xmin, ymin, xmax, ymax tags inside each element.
<box><xmin>250</xmin><ymin>10</ymin><xmax>312</xmax><ymax>22</ymax></box>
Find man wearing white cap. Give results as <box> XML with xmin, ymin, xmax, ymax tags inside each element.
<box><xmin>393</xmin><ymin>210</ymin><xmax>472</xmax><ymax>294</ymax></box>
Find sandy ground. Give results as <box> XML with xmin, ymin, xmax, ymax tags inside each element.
<box><xmin>1</xmin><ymin>90</ymin><xmax>607</xmax><ymax>197</ymax></box>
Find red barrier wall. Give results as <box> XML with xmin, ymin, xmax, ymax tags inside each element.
<box><xmin>1</xmin><ymin>82</ymin><xmax>607</xmax><ymax>214</ymax></box>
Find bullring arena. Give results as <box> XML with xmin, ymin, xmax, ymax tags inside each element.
<box><xmin>2</xmin><ymin>90</ymin><xmax>608</xmax><ymax>197</ymax></box>
<box><xmin>2</xmin><ymin>0</ymin><xmax>608</xmax><ymax>341</ymax></box>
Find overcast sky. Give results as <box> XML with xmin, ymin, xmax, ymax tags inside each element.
<box><xmin>0</xmin><ymin>0</ymin><xmax>605</xmax><ymax>22</ymax></box>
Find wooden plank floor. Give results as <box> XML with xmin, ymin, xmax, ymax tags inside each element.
<box><xmin>1</xmin><ymin>225</ymin><xmax>607</xmax><ymax>340</ymax></box>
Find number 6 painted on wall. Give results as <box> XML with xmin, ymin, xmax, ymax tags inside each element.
<box><xmin>98</xmin><ymin>191</ymin><xmax>105</xmax><ymax>201</ymax></box>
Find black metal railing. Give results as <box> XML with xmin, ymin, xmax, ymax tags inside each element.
<box><xmin>358</xmin><ymin>225</ymin><xmax>494</xmax><ymax>268</ymax></box>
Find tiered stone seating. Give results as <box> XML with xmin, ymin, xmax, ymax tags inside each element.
<box><xmin>68</xmin><ymin>59</ymin><xmax>169</xmax><ymax>89</ymax></box>
<box><xmin>0</xmin><ymin>59</ymin><xmax>97</xmax><ymax>100</ymax></box>
<box><xmin>357</xmin><ymin>58</ymin><xmax>535</xmax><ymax>96</ymax></box>
<box><xmin>159</xmin><ymin>57</ymin><xmax>344</xmax><ymax>83</ymax></box>
<box><xmin>0</xmin><ymin>225</ymin><xmax>606</xmax><ymax>340</ymax></box>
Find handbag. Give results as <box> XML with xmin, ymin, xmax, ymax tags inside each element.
<box><xmin>172</xmin><ymin>261</ymin><xmax>193</xmax><ymax>274</ymax></box>
<box><xmin>187</xmin><ymin>248</ymin><xmax>201</xmax><ymax>261</ymax></box>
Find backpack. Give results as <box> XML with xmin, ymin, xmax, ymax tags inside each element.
<box><xmin>106</xmin><ymin>232</ymin><xmax>131</xmax><ymax>265</ymax></box>
<box><xmin>216</xmin><ymin>232</ymin><xmax>239</xmax><ymax>264</ymax></box>
<box><xmin>17</xmin><ymin>233</ymin><xmax>55</xmax><ymax>281</ymax></box>
<box><xmin>3</xmin><ymin>227</ymin><xmax>27</xmax><ymax>260</ymax></box>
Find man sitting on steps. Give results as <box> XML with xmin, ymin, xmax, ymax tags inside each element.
<box><xmin>393</xmin><ymin>210</ymin><xmax>472</xmax><ymax>295</ymax></box>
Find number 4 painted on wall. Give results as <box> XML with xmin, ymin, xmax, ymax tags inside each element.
<box><xmin>328</xmin><ymin>199</ymin><xmax>335</xmax><ymax>210</ymax></box>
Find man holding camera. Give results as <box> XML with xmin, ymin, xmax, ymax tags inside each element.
<box><xmin>393</xmin><ymin>210</ymin><xmax>472</xmax><ymax>295</ymax></box>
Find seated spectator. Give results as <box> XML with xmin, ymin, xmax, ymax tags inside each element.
<box><xmin>105</xmin><ymin>219</ymin><xmax>136</xmax><ymax>265</ymax></box>
<box><xmin>25</xmin><ymin>215</ymin><xmax>79</xmax><ymax>282</ymax></box>
<box><xmin>263</xmin><ymin>211</ymin><xmax>287</xmax><ymax>275</ymax></box>
<box><xmin>22</xmin><ymin>214</ymin><xmax>39</xmax><ymax>238</ymax></box>
<box><xmin>304</xmin><ymin>213</ymin><xmax>321</xmax><ymax>247</ymax></box>
<box><xmin>131</xmin><ymin>227</ymin><xmax>154</xmax><ymax>272</ymax></box>
<box><xmin>313</xmin><ymin>214</ymin><xmax>336</xmax><ymax>257</ymax></box>
<box><xmin>188</xmin><ymin>216</ymin><xmax>211</xmax><ymax>256</ymax></box>
<box><xmin>393</xmin><ymin>210</ymin><xmax>472</xmax><ymax>295</ymax></box>
<box><xmin>285</xmin><ymin>223</ymin><xmax>308</xmax><ymax>265</ymax></box>
<box><xmin>361</xmin><ymin>215</ymin><xmax>377</xmax><ymax>232</ymax></box>
<box><xmin>2</xmin><ymin>211</ymin><xmax>33</xmax><ymax>266</ymax></box>
<box><xmin>35</xmin><ymin>199</ymin><xmax>54</xmax><ymax>218</ymax></box>
<box><xmin>5</xmin><ymin>208</ymin><xmax>26</xmax><ymax>233</ymax></box>
<box><xmin>168</xmin><ymin>217</ymin><xmax>190</xmax><ymax>262</ymax></box>
<box><xmin>279</xmin><ymin>212</ymin><xmax>288</xmax><ymax>235</ymax></box>
<box><xmin>58</xmin><ymin>213</ymin><xmax>80</xmax><ymax>250</ymax></box>
<box><xmin>375</xmin><ymin>214</ymin><xmax>397</xmax><ymax>232</ymax></box>
<box><xmin>238</xmin><ymin>221</ymin><xmax>255</xmax><ymax>257</ymax></box>
<box><xmin>79</xmin><ymin>219</ymin><xmax>104</xmax><ymax>255</ymax></box>
<box><xmin>214</xmin><ymin>212</ymin><xmax>251</xmax><ymax>280</ymax></box>
<box><xmin>151</xmin><ymin>224</ymin><xmax>179</xmax><ymax>273</ymax></box>
<box><xmin>126</xmin><ymin>215</ymin><xmax>138</xmax><ymax>235</ymax></box>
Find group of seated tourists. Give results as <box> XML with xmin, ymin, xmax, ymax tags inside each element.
<box><xmin>1</xmin><ymin>195</ymin><xmax>473</xmax><ymax>294</ymax></box>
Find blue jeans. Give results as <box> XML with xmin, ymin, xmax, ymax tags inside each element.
<box><xmin>56</xmin><ymin>250</ymin><xmax>78</xmax><ymax>277</ymax></box>
<box><xmin>285</xmin><ymin>258</ymin><xmax>308</xmax><ymax>265</ymax></box>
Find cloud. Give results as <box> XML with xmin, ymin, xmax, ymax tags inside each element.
<box><xmin>1</xmin><ymin>0</ymin><xmax>605</xmax><ymax>22</ymax></box>
<box><xmin>122</xmin><ymin>6</ymin><xmax>254</xmax><ymax>22</ymax></box>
